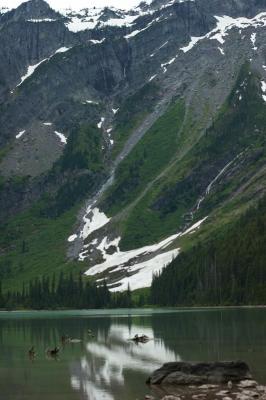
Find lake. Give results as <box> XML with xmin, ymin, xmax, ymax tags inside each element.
<box><xmin>0</xmin><ymin>307</ymin><xmax>266</xmax><ymax>400</ymax></box>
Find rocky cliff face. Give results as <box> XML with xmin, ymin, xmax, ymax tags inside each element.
<box><xmin>0</xmin><ymin>0</ymin><xmax>266</xmax><ymax>292</ymax></box>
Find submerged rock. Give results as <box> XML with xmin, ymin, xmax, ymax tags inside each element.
<box><xmin>147</xmin><ymin>361</ymin><xmax>252</xmax><ymax>386</ymax></box>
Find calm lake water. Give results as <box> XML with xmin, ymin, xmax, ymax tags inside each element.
<box><xmin>0</xmin><ymin>307</ymin><xmax>266</xmax><ymax>400</ymax></box>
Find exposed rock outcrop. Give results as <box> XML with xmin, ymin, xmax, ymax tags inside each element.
<box><xmin>147</xmin><ymin>361</ymin><xmax>252</xmax><ymax>385</ymax></box>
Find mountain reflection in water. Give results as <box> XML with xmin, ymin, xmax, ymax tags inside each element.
<box><xmin>70</xmin><ymin>323</ymin><xmax>179</xmax><ymax>400</ymax></box>
<box><xmin>1</xmin><ymin>308</ymin><xmax>266</xmax><ymax>400</ymax></box>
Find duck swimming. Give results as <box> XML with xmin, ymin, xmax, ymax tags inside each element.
<box><xmin>132</xmin><ymin>334</ymin><xmax>150</xmax><ymax>343</ymax></box>
<box><xmin>28</xmin><ymin>346</ymin><xmax>36</xmax><ymax>360</ymax></box>
<box><xmin>46</xmin><ymin>347</ymin><xmax>60</xmax><ymax>357</ymax></box>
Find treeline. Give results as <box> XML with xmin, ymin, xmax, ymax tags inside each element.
<box><xmin>0</xmin><ymin>272</ymin><xmax>134</xmax><ymax>310</ymax></box>
<box><xmin>151</xmin><ymin>196</ymin><xmax>266</xmax><ymax>306</ymax></box>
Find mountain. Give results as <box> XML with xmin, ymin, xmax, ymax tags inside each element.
<box><xmin>0</xmin><ymin>0</ymin><xmax>266</xmax><ymax>302</ymax></box>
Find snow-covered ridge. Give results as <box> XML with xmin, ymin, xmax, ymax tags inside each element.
<box><xmin>0</xmin><ymin>6</ymin><xmax>9</xmax><ymax>14</ymax></box>
<box><xmin>180</xmin><ymin>13</ymin><xmax>266</xmax><ymax>55</ymax></box>
<box><xmin>64</xmin><ymin>7</ymin><xmax>140</xmax><ymax>32</ymax></box>
<box><xmin>59</xmin><ymin>0</ymin><xmax>190</xmax><ymax>32</ymax></box>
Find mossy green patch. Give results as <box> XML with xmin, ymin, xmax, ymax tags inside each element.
<box><xmin>0</xmin><ymin>203</ymin><xmax>82</xmax><ymax>292</ymax></box>
<box><xmin>102</xmin><ymin>99</ymin><xmax>185</xmax><ymax>214</ymax></box>
<box><xmin>111</xmin><ymin>82</ymin><xmax>159</xmax><ymax>158</ymax></box>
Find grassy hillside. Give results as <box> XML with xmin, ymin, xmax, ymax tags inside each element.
<box><xmin>111</xmin><ymin>82</ymin><xmax>159</xmax><ymax>158</ymax></box>
<box><xmin>102</xmin><ymin>99</ymin><xmax>185</xmax><ymax>214</ymax></box>
<box><xmin>0</xmin><ymin>203</ymin><xmax>81</xmax><ymax>291</ymax></box>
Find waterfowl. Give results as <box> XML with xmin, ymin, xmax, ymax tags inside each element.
<box><xmin>47</xmin><ymin>347</ymin><xmax>60</xmax><ymax>357</ymax></box>
<box><xmin>61</xmin><ymin>335</ymin><xmax>70</xmax><ymax>344</ymax></box>
<box><xmin>69</xmin><ymin>338</ymin><xmax>82</xmax><ymax>343</ymax></box>
<box><xmin>28</xmin><ymin>346</ymin><xmax>36</xmax><ymax>359</ymax></box>
<box><xmin>132</xmin><ymin>334</ymin><xmax>150</xmax><ymax>343</ymax></box>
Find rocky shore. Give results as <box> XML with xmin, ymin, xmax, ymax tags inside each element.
<box><xmin>145</xmin><ymin>362</ymin><xmax>266</xmax><ymax>400</ymax></box>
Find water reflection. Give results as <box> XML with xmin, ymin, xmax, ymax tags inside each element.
<box><xmin>1</xmin><ymin>308</ymin><xmax>266</xmax><ymax>400</ymax></box>
<box><xmin>70</xmin><ymin>323</ymin><xmax>179</xmax><ymax>400</ymax></box>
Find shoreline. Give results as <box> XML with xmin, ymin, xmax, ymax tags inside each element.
<box><xmin>1</xmin><ymin>304</ymin><xmax>266</xmax><ymax>314</ymax></box>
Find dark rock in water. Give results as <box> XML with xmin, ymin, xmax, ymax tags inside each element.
<box><xmin>147</xmin><ymin>361</ymin><xmax>252</xmax><ymax>386</ymax></box>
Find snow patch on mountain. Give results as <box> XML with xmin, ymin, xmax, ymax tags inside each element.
<box><xmin>125</xmin><ymin>15</ymin><xmax>165</xmax><ymax>39</ymax></box>
<box><xmin>109</xmin><ymin>249</ymin><xmax>179</xmax><ymax>291</ymax></box>
<box><xmin>90</xmin><ymin>38</ymin><xmax>106</xmax><ymax>44</ymax></box>
<box><xmin>261</xmin><ymin>81</ymin><xmax>266</xmax><ymax>102</ymax></box>
<box><xmin>161</xmin><ymin>57</ymin><xmax>176</xmax><ymax>73</ymax></box>
<box><xmin>64</xmin><ymin>7</ymin><xmax>138</xmax><ymax>32</ymax></box>
<box><xmin>54</xmin><ymin>131</ymin><xmax>67</xmax><ymax>144</ymax></box>
<box><xmin>150</xmin><ymin>40</ymin><xmax>169</xmax><ymax>57</ymax></box>
<box><xmin>83</xmin><ymin>217</ymin><xmax>207</xmax><ymax>292</ymax></box>
<box><xmin>85</xmin><ymin>232</ymin><xmax>181</xmax><ymax>279</ymax></box>
<box><xmin>250</xmin><ymin>32</ymin><xmax>257</xmax><ymax>50</ymax></box>
<box><xmin>180</xmin><ymin>13</ymin><xmax>266</xmax><ymax>55</ymax></box>
<box><xmin>27</xmin><ymin>18</ymin><xmax>57</xmax><ymax>22</ymax></box>
<box><xmin>83</xmin><ymin>100</ymin><xmax>99</xmax><ymax>105</ymax></box>
<box><xmin>180</xmin><ymin>36</ymin><xmax>205</xmax><ymax>52</ymax></box>
<box><xmin>17</xmin><ymin>59</ymin><xmax>47</xmax><ymax>87</ymax></box>
<box><xmin>16</xmin><ymin>47</ymin><xmax>71</xmax><ymax>87</ymax></box>
<box><xmin>54</xmin><ymin>47</ymin><xmax>71</xmax><ymax>54</ymax></box>
<box><xmin>16</xmin><ymin>130</ymin><xmax>26</xmax><ymax>139</ymax></box>
<box><xmin>181</xmin><ymin>217</ymin><xmax>208</xmax><ymax>235</ymax></box>
<box><xmin>68</xmin><ymin>234</ymin><xmax>78</xmax><ymax>242</ymax></box>
<box><xmin>80</xmin><ymin>206</ymin><xmax>110</xmax><ymax>241</ymax></box>
<box><xmin>149</xmin><ymin>74</ymin><xmax>157</xmax><ymax>81</ymax></box>
<box><xmin>97</xmin><ymin>117</ymin><xmax>105</xmax><ymax>129</ymax></box>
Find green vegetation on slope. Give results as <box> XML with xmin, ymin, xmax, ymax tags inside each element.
<box><xmin>111</xmin><ymin>82</ymin><xmax>159</xmax><ymax>157</ymax></box>
<box><xmin>102</xmin><ymin>99</ymin><xmax>185</xmax><ymax>214</ymax></box>
<box><xmin>151</xmin><ymin>194</ymin><xmax>266</xmax><ymax>306</ymax></box>
<box><xmin>59</xmin><ymin>124</ymin><xmax>104</xmax><ymax>172</ymax></box>
<box><xmin>0</xmin><ymin>124</ymin><xmax>107</xmax><ymax>290</ymax></box>
<box><xmin>104</xmin><ymin>64</ymin><xmax>266</xmax><ymax>250</ymax></box>
<box><xmin>0</xmin><ymin>203</ymin><xmax>81</xmax><ymax>292</ymax></box>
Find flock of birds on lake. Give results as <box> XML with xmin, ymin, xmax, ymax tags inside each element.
<box><xmin>28</xmin><ymin>330</ymin><xmax>151</xmax><ymax>361</ymax></box>
<box><xmin>28</xmin><ymin>329</ymin><xmax>95</xmax><ymax>361</ymax></box>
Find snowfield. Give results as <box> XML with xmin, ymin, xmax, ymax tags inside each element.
<box><xmin>82</xmin><ymin>217</ymin><xmax>208</xmax><ymax>292</ymax></box>
<box><xmin>79</xmin><ymin>206</ymin><xmax>110</xmax><ymax>241</ymax></box>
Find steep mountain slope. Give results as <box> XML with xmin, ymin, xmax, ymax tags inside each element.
<box><xmin>0</xmin><ymin>0</ymin><xmax>266</xmax><ymax>296</ymax></box>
